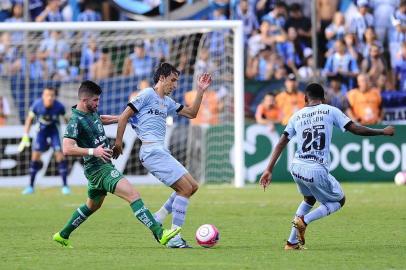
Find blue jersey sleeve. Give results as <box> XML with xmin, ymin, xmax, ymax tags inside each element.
<box><xmin>167</xmin><ymin>97</ymin><xmax>182</xmax><ymax>116</ymax></box>
<box><xmin>128</xmin><ymin>88</ymin><xmax>153</xmax><ymax>113</ymax></box>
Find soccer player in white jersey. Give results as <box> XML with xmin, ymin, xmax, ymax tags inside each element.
<box><xmin>259</xmin><ymin>83</ymin><xmax>395</xmax><ymax>250</ymax></box>
<box><xmin>112</xmin><ymin>63</ymin><xmax>212</xmax><ymax>248</ymax></box>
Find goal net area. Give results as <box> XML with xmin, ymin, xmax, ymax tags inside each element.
<box><xmin>0</xmin><ymin>21</ymin><xmax>245</xmax><ymax>188</ymax></box>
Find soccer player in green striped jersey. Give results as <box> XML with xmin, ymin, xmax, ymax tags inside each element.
<box><xmin>52</xmin><ymin>80</ymin><xmax>180</xmax><ymax>248</ymax></box>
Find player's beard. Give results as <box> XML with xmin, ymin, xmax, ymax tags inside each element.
<box><xmin>86</xmin><ymin>102</ymin><xmax>97</xmax><ymax>113</ymax></box>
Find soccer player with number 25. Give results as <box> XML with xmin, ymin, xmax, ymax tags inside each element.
<box><xmin>260</xmin><ymin>83</ymin><xmax>395</xmax><ymax>250</ymax></box>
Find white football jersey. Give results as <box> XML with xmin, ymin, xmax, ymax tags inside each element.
<box><xmin>128</xmin><ymin>88</ymin><xmax>183</xmax><ymax>143</ymax></box>
<box><xmin>284</xmin><ymin>104</ymin><xmax>352</xmax><ymax>171</ymax></box>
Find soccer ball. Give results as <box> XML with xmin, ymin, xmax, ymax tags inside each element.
<box><xmin>195</xmin><ymin>224</ymin><xmax>220</xmax><ymax>248</ymax></box>
<box><xmin>394</xmin><ymin>171</ymin><xmax>406</xmax><ymax>186</ymax></box>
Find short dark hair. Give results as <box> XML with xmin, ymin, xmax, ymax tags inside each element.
<box><xmin>44</xmin><ymin>86</ymin><xmax>57</xmax><ymax>92</ymax></box>
<box><xmin>78</xmin><ymin>80</ymin><xmax>102</xmax><ymax>98</ymax></box>
<box><xmin>153</xmin><ymin>62</ymin><xmax>180</xmax><ymax>84</ymax></box>
<box><xmin>305</xmin><ymin>83</ymin><xmax>325</xmax><ymax>100</ymax></box>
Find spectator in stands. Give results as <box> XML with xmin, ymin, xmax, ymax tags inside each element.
<box><xmin>297</xmin><ymin>48</ymin><xmax>315</xmax><ymax>82</ymax></box>
<box><xmin>29</xmin><ymin>0</ymin><xmax>45</xmax><ymax>21</ymax></box>
<box><xmin>247</xmin><ymin>29</ymin><xmax>265</xmax><ymax>60</ymax></box>
<box><xmin>35</xmin><ymin>0</ymin><xmax>63</xmax><ymax>22</ymax></box>
<box><xmin>255</xmin><ymin>92</ymin><xmax>281</xmax><ymax>131</ymax></box>
<box><xmin>273</xmin><ymin>62</ymin><xmax>288</xmax><ymax>80</ymax></box>
<box><xmin>0</xmin><ymin>32</ymin><xmax>17</xmax><ymax>75</ymax></box>
<box><xmin>360</xmin><ymin>27</ymin><xmax>382</xmax><ymax>59</ymax></box>
<box><xmin>175</xmin><ymin>52</ymin><xmax>193</xmax><ymax>75</ymax></box>
<box><xmin>38</xmin><ymin>31</ymin><xmax>70</xmax><ymax>75</ymax></box>
<box><xmin>254</xmin><ymin>0</ymin><xmax>274</xmax><ymax>21</ymax></box>
<box><xmin>52</xmin><ymin>57</ymin><xmax>79</xmax><ymax>81</ymax></box>
<box><xmin>122</xmin><ymin>39</ymin><xmax>155</xmax><ymax>79</ymax></box>
<box><xmin>349</xmin><ymin>0</ymin><xmax>374</xmax><ymax>44</ymax></box>
<box><xmin>394</xmin><ymin>42</ymin><xmax>406</xmax><ymax>92</ymax></box>
<box><xmin>195</xmin><ymin>47</ymin><xmax>216</xmax><ymax>76</ymax></box>
<box><xmin>323</xmin><ymin>39</ymin><xmax>359</xmax><ymax>91</ymax></box>
<box><xmin>361</xmin><ymin>43</ymin><xmax>386</xmax><ymax>88</ymax></box>
<box><xmin>234</xmin><ymin>0</ymin><xmax>259</xmax><ymax>43</ymax></box>
<box><xmin>77</xmin><ymin>2</ymin><xmax>101</xmax><ymax>22</ymax></box>
<box><xmin>0</xmin><ymin>0</ymin><xmax>11</xmax><ymax>22</ymax></box>
<box><xmin>148</xmin><ymin>38</ymin><xmax>169</xmax><ymax>63</ymax></box>
<box><xmin>317</xmin><ymin>0</ymin><xmax>339</xmax><ymax>33</ymax></box>
<box><xmin>80</xmin><ymin>37</ymin><xmax>100</xmax><ymax>80</ymax></box>
<box><xmin>0</xmin><ymin>96</ymin><xmax>10</xmax><ymax>126</ymax></box>
<box><xmin>261</xmin><ymin>1</ymin><xmax>287</xmax><ymax>30</ymax></box>
<box><xmin>5</xmin><ymin>3</ymin><xmax>23</xmax><ymax>44</ymax></box>
<box><xmin>346</xmin><ymin>73</ymin><xmax>383</xmax><ymax>125</ymax></box>
<box><xmin>90</xmin><ymin>47</ymin><xmax>113</xmax><ymax>80</ymax></box>
<box><xmin>245</xmin><ymin>46</ymin><xmax>273</xmax><ymax>80</ymax></box>
<box><xmin>343</xmin><ymin>33</ymin><xmax>360</xmax><ymax>62</ymax></box>
<box><xmin>275</xmin><ymin>73</ymin><xmax>305</xmax><ymax>125</ymax></box>
<box><xmin>284</xmin><ymin>3</ymin><xmax>311</xmax><ymax>47</ymax></box>
<box><xmin>370</xmin><ymin>0</ymin><xmax>399</xmax><ymax>44</ymax></box>
<box><xmin>324</xmin><ymin>12</ymin><xmax>346</xmax><ymax>52</ymax></box>
<box><xmin>10</xmin><ymin>50</ymin><xmax>48</xmax><ymax>80</ymax></box>
<box><xmin>325</xmin><ymin>74</ymin><xmax>349</xmax><ymax>112</ymax></box>
<box><xmin>377</xmin><ymin>74</ymin><xmax>391</xmax><ymax>92</ymax></box>
<box><xmin>390</xmin><ymin>1</ymin><xmax>406</xmax><ymax>70</ymax></box>
<box><xmin>184</xmin><ymin>87</ymin><xmax>223</xmax><ymax>126</ymax></box>
<box><xmin>258</xmin><ymin>20</ymin><xmax>286</xmax><ymax>47</ymax></box>
<box><xmin>276</xmin><ymin>26</ymin><xmax>306</xmax><ymax>75</ymax></box>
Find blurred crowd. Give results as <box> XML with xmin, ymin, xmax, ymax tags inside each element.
<box><xmin>0</xmin><ymin>0</ymin><xmax>405</xmax><ymax>127</ymax></box>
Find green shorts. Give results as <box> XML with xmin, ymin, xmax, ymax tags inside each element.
<box><xmin>84</xmin><ymin>163</ymin><xmax>124</xmax><ymax>202</ymax></box>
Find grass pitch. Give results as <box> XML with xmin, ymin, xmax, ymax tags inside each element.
<box><xmin>0</xmin><ymin>183</ymin><xmax>405</xmax><ymax>270</ymax></box>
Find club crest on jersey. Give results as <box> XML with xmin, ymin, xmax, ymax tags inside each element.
<box><xmin>97</xmin><ymin>124</ymin><xmax>103</xmax><ymax>132</ymax></box>
<box><xmin>111</xmin><ymin>170</ymin><xmax>120</xmax><ymax>178</ymax></box>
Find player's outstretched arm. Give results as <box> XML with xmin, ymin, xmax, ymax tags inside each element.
<box><xmin>100</xmin><ymin>115</ymin><xmax>119</xmax><ymax>125</ymax></box>
<box><xmin>346</xmin><ymin>122</ymin><xmax>395</xmax><ymax>136</ymax></box>
<box><xmin>63</xmin><ymin>138</ymin><xmax>113</xmax><ymax>162</ymax></box>
<box><xmin>112</xmin><ymin>106</ymin><xmax>135</xmax><ymax>159</ymax></box>
<box><xmin>18</xmin><ymin>112</ymin><xmax>35</xmax><ymax>152</ymax></box>
<box><xmin>259</xmin><ymin>134</ymin><xmax>289</xmax><ymax>190</ymax></box>
<box><xmin>178</xmin><ymin>73</ymin><xmax>212</xmax><ymax>119</ymax></box>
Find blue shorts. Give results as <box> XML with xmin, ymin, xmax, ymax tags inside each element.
<box><xmin>290</xmin><ymin>163</ymin><xmax>344</xmax><ymax>203</ymax></box>
<box><xmin>33</xmin><ymin>128</ymin><xmax>62</xmax><ymax>152</ymax></box>
<box><xmin>139</xmin><ymin>142</ymin><xmax>188</xmax><ymax>186</ymax></box>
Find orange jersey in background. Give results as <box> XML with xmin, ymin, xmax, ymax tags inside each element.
<box><xmin>184</xmin><ymin>90</ymin><xmax>220</xmax><ymax>125</ymax></box>
<box><xmin>346</xmin><ymin>88</ymin><xmax>381</xmax><ymax>125</ymax></box>
<box><xmin>275</xmin><ymin>91</ymin><xmax>305</xmax><ymax>125</ymax></box>
<box><xmin>255</xmin><ymin>103</ymin><xmax>281</xmax><ymax>122</ymax></box>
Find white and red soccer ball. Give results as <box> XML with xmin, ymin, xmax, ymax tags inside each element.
<box><xmin>195</xmin><ymin>224</ymin><xmax>220</xmax><ymax>248</ymax></box>
<box><xmin>394</xmin><ymin>171</ymin><xmax>406</xmax><ymax>186</ymax></box>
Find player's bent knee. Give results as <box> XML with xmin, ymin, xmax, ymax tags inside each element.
<box><xmin>304</xmin><ymin>196</ymin><xmax>316</xmax><ymax>206</ymax></box>
<box><xmin>339</xmin><ymin>196</ymin><xmax>346</xmax><ymax>207</ymax></box>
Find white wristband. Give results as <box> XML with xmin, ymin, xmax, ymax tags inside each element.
<box><xmin>88</xmin><ymin>148</ymin><xmax>94</xmax><ymax>156</ymax></box>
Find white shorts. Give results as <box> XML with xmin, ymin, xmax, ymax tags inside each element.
<box><xmin>139</xmin><ymin>142</ymin><xmax>188</xmax><ymax>186</ymax></box>
<box><xmin>290</xmin><ymin>163</ymin><xmax>344</xmax><ymax>203</ymax></box>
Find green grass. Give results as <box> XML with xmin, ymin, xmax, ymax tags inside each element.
<box><xmin>1</xmin><ymin>183</ymin><xmax>405</xmax><ymax>270</ymax></box>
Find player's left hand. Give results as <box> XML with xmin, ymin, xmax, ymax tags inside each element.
<box><xmin>112</xmin><ymin>144</ymin><xmax>123</xmax><ymax>159</ymax></box>
<box><xmin>197</xmin><ymin>73</ymin><xmax>212</xmax><ymax>93</ymax></box>
<box><xmin>18</xmin><ymin>134</ymin><xmax>31</xmax><ymax>153</ymax></box>
<box><xmin>259</xmin><ymin>171</ymin><xmax>272</xmax><ymax>191</ymax></box>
